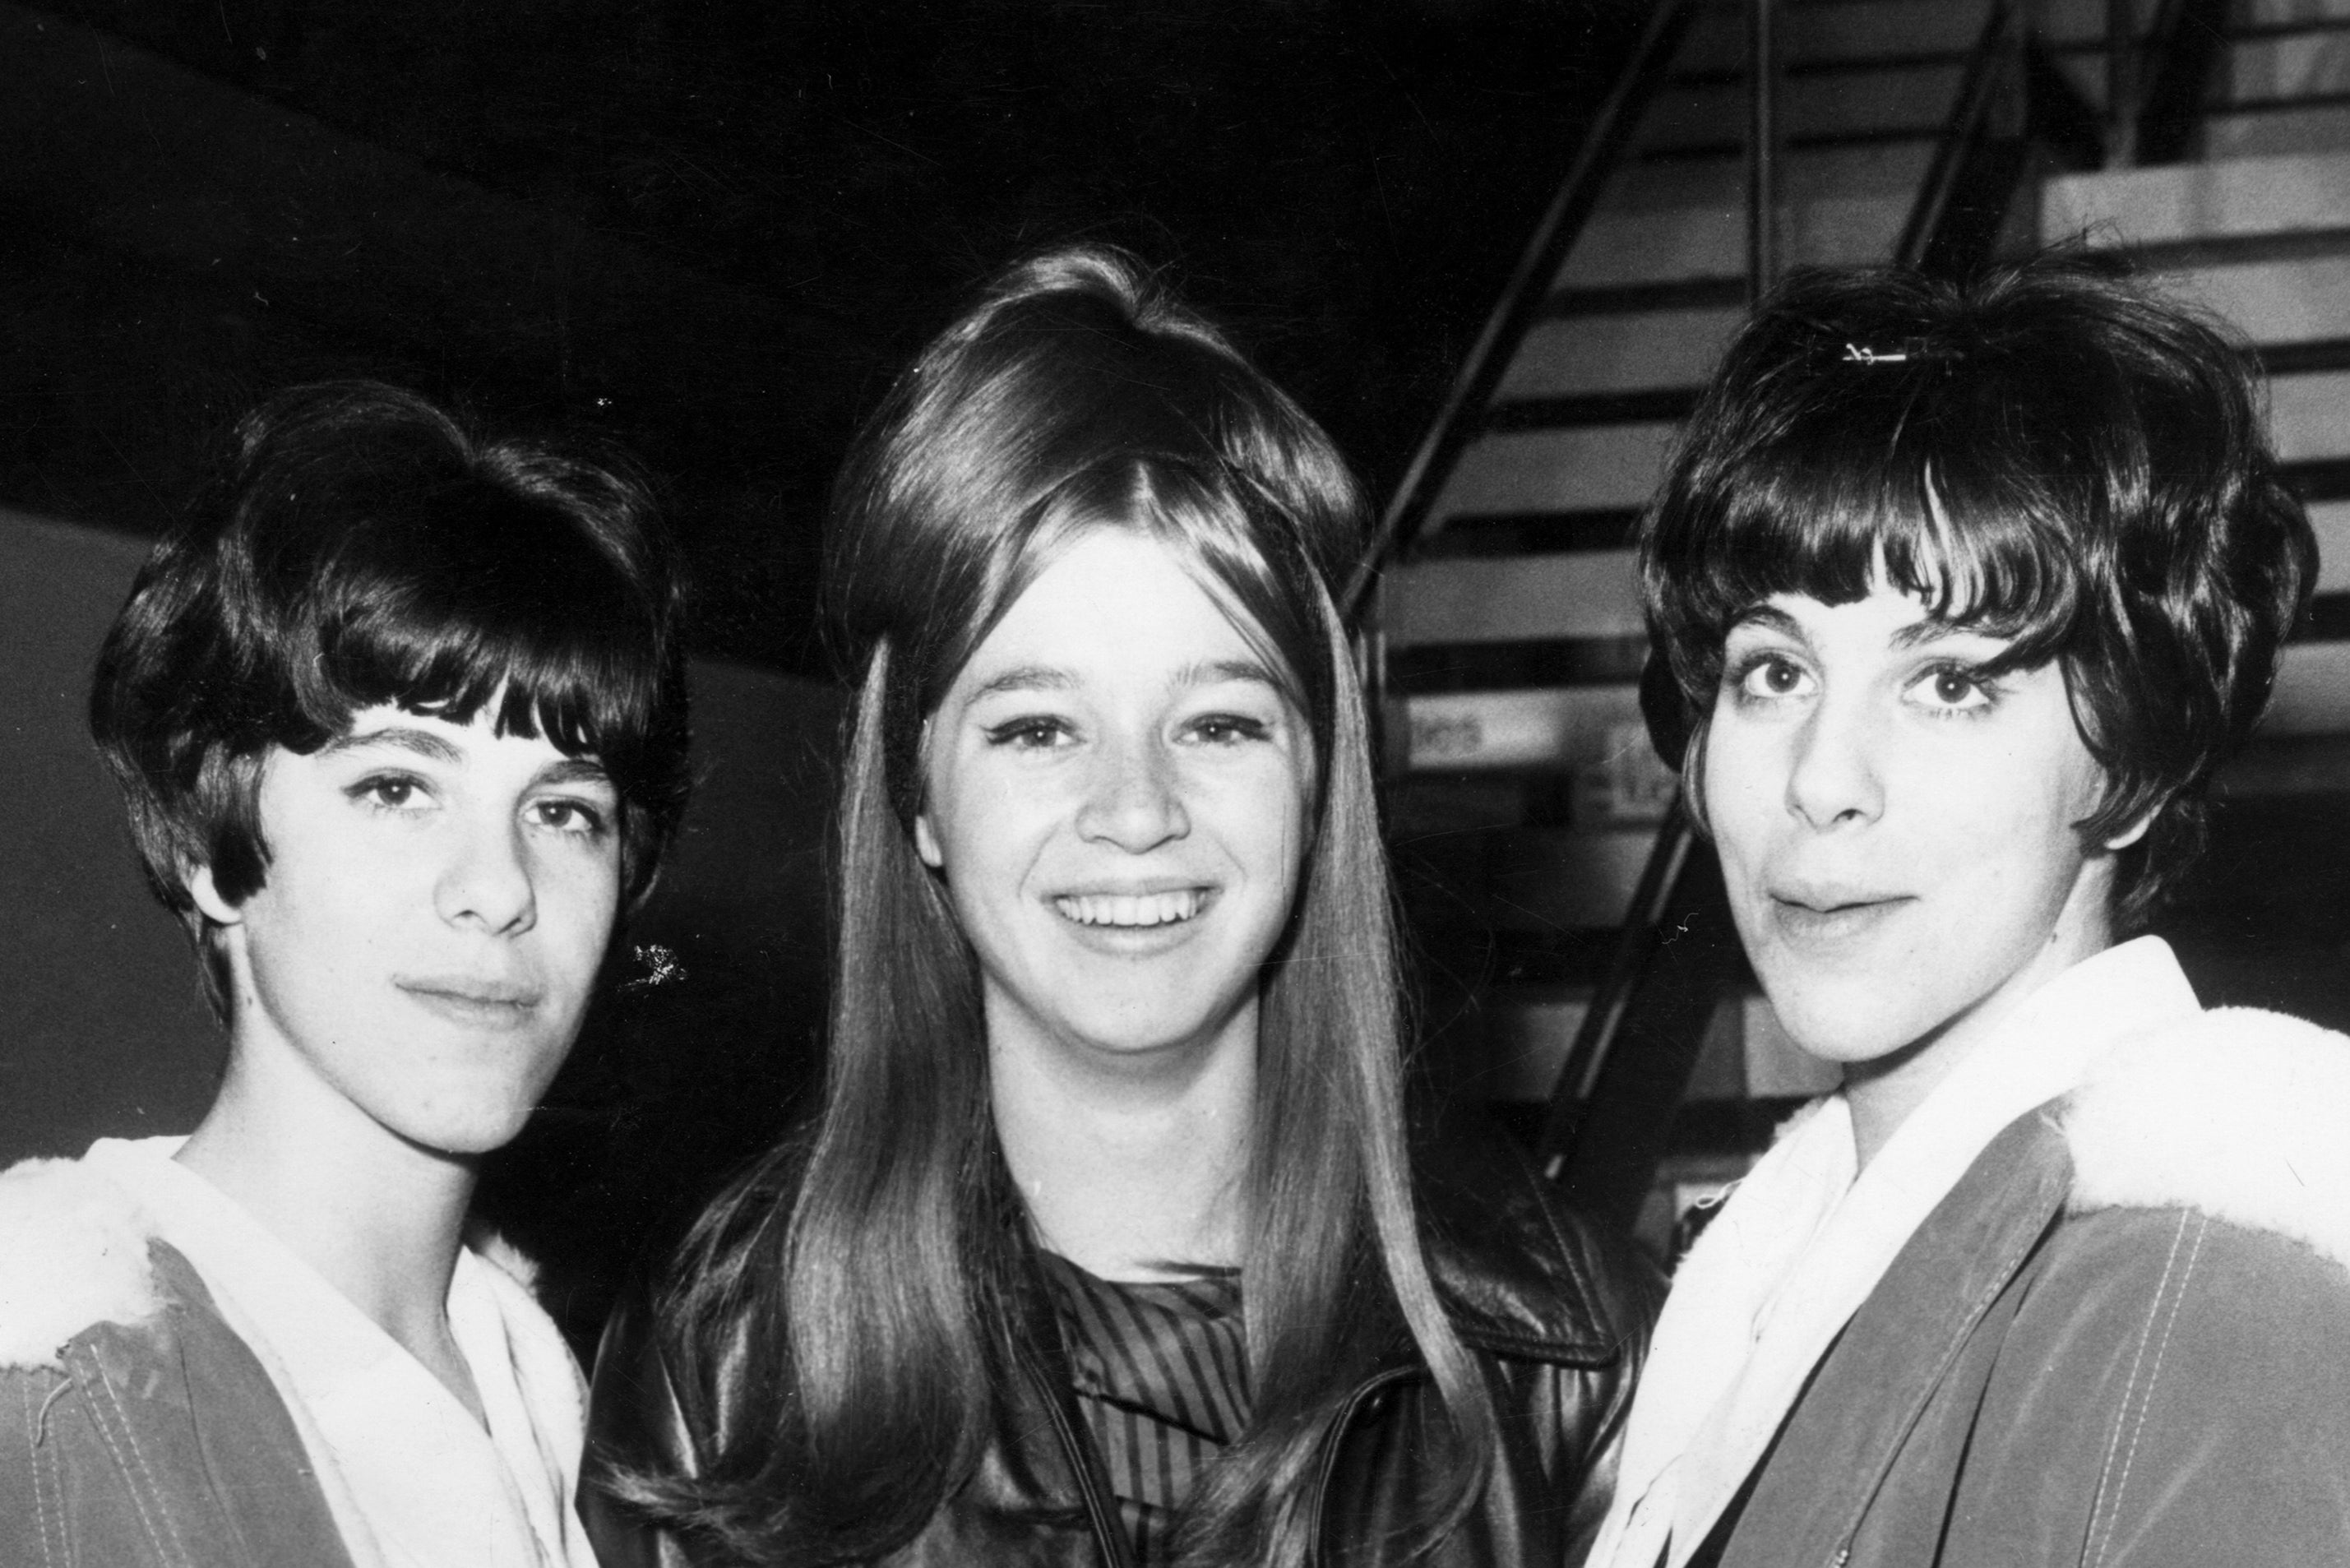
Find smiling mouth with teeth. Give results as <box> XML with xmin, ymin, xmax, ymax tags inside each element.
<box><xmin>1053</xmin><ymin>890</ymin><xmax>1205</xmax><ymax>927</ymax></box>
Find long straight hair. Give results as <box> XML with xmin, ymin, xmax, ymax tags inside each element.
<box><xmin>627</xmin><ymin>247</ymin><xmax>1493</xmax><ymax>1565</ymax></box>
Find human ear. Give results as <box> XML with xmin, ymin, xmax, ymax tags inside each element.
<box><xmin>185</xmin><ymin>861</ymin><xmax>247</xmax><ymax>926</ymax></box>
<box><xmin>911</xmin><ymin>715</ymin><xmax>946</xmax><ymax>870</ymax></box>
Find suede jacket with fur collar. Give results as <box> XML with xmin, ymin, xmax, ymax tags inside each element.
<box><xmin>0</xmin><ymin>1154</ymin><xmax>556</xmax><ymax>1568</ymax></box>
<box><xmin>0</xmin><ymin>1155</ymin><xmax>357</xmax><ymax>1568</ymax></box>
<box><xmin>1705</xmin><ymin>1006</ymin><xmax>2350</xmax><ymax>1568</ymax></box>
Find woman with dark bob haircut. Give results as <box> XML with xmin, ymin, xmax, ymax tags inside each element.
<box><xmin>583</xmin><ymin>247</ymin><xmax>1653</xmax><ymax>1567</ymax></box>
<box><xmin>0</xmin><ymin>382</ymin><xmax>691</xmax><ymax>1566</ymax></box>
<box><xmin>1589</xmin><ymin>252</ymin><xmax>2350</xmax><ymax>1568</ymax></box>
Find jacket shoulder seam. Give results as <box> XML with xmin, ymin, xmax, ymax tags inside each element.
<box><xmin>69</xmin><ymin>1341</ymin><xmax>192</xmax><ymax>1566</ymax></box>
<box><xmin>2083</xmin><ymin>1210</ymin><xmax>2207</xmax><ymax>1568</ymax></box>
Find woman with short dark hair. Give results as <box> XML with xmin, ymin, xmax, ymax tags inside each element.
<box><xmin>0</xmin><ymin>381</ymin><xmax>692</xmax><ymax>1567</ymax></box>
<box><xmin>583</xmin><ymin>247</ymin><xmax>1654</xmax><ymax>1568</ymax></box>
<box><xmin>1590</xmin><ymin>253</ymin><xmax>2350</xmax><ymax>1568</ymax></box>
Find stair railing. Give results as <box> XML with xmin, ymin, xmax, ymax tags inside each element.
<box><xmin>1747</xmin><ymin>0</ymin><xmax>1782</xmax><ymax>299</ymax></box>
<box><xmin>1897</xmin><ymin>1</ymin><xmax>2025</xmax><ymax>270</ymax></box>
<box><xmin>1340</xmin><ymin>0</ymin><xmax>1699</xmax><ymax>622</ymax></box>
<box><xmin>2126</xmin><ymin>0</ymin><xmax>2231</xmax><ymax>165</ymax></box>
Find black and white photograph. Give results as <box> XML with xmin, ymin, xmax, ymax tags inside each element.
<box><xmin>5</xmin><ymin>1</ymin><xmax>2350</xmax><ymax>1563</ymax></box>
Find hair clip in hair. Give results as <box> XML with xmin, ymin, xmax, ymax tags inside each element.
<box><xmin>1842</xmin><ymin>341</ymin><xmax>1909</xmax><ymax>366</ymax></box>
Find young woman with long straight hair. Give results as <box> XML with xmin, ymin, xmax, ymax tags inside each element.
<box><xmin>582</xmin><ymin>247</ymin><xmax>1652</xmax><ymax>1568</ymax></box>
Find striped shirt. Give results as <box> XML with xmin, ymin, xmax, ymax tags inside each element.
<box><xmin>1039</xmin><ymin>1252</ymin><xmax>1250</xmax><ymax>1566</ymax></box>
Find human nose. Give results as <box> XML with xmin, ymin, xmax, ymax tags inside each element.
<box><xmin>1783</xmin><ymin>689</ymin><xmax>1885</xmax><ymax>830</ymax></box>
<box><xmin>435</xmin><ymin>809</ymin><xmax>539</xmax><ymax>933</ymax></box>
<box><xmin>1075</xmin><ymin>733</ymin><xmax>1190</xmax><ymax>852</ymax></box>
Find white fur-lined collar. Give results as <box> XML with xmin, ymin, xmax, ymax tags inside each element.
<box><xmin>2062</xmin><ymin>1006</ymin><xmax>2350</xmax><ymax>1272</ymax></box>
<box><xmin>0</xmin><ymin>1158</ymin><xmax>164</xmax><ymax>1370</ymax></box>
<box><xmin>0</xmin><ymin>1151</ymin><xmax>548</xmax><ymax>1371</ymax></box>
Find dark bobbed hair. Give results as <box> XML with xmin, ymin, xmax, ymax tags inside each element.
<box><xmin>1641</xmin><ymin>252</ymin><xmax>2315</xmax><ymax>928</ymax></box>
<box><xmin>90</xmin><ymin>381</ymin><xmax>693</xmax><ymax>1015</ymax></box>
<box><xmin>630</xmin><ymin>247</ymin><xmax>1494</xmax><ymax>1566</ymax></box>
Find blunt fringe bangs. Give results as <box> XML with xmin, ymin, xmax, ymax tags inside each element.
<box><xmin>90</xmin><ymin>381</ymin><xmax>692</xmax><ymax>1015</ymax></box>
<box><xmin>618</xmin><ymin>246</ymin><xmax>1495</xmax><ymax>1567</ymax></box>
<box><xmin>1643</xmin><ymin>252</ymin><xmax>2315</xmax><ymax>927</ymax></box>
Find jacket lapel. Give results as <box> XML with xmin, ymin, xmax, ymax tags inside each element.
<box><xmin>1719</xmin><ymin>1108</ymin><xmax>2072</xmax><ymax>1568</ymax></box>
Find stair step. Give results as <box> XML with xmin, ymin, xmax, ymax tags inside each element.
<box><xmin>2205</xmin><ymin>99</ymin><xmax>2350</xmax><ymax>160</ymax></box>
<box><xmin>2157</xmin><ymin>253</ymin><xmax>2350</xmax><ymax>345</ymax></box>
<box><xmin>1499</xmin><ymin>306</ymin><xmax>1745</xmax><ymax>400</ymax></box>
<box><xmin>2314</xmin><ymin>499</ymin><xmax>2350</xmax><ymax>589</ymax></box>
<box><xmin>2269</xmin><ymin>641</ymin><xmax>2350</xmax><ymax>733</ymax></box>
<box><xmin>2043</xmin><ymin>150</ymin><xmax>2350</xmax><ymax>247</ymax></box>
<box><xmin>1432</xmin><ymin>422</ymin><xmax>1680</xmax><ymax>520</ymax></box>
<box><xmin>2217</xmin><ymin>28</ymin><xmax>2350</xmax><ymax>108</ymax></box>
<box><xmin>2028</xmin><ymin>0</ymin><xmax>2158</xmax><ymax>45</ymax></box>
<box><xmin>2237</xmin><ymin>0</ymin><xmax>2350</xmax><ymax>25</ymax></box>
<box><xmin>1642</xmin><ymin>59</ymin><xmax>1963</xmax><ymax>152</ymax></box>
<box><xmin>1679</xmin><ymin>0</ymin><xmax>1992</xmax><ymax>74</ymax></box>
<box><xmin>2269</xmin><ymin>366</ymin><xmax>2350</xmax><ymax>460</ymax></box>
<box><xmin>1608</xmin><ymin>137</ymin><xmax>1936</xmax><ymax>212</ymax></box>
<box><xmin>1558</xmin><ymin>191</ymin><xmax>1908</xmax><ymax>289</ymax></box>
<box><xmin>1385</xmin><ymin>552</ymin><xmax>1645</xmax><ymax>648</ymax></box>
<box><xmin>2046</xmin><ymin>26</ymin><xmax>2350</xmax><ymax>113</ymax></box>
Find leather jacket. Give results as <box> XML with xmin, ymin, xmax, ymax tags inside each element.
<box><xmin>581</xmin><ymin>1145</ymin><xmax>1658</xmax><ymax>1567</ymax></box>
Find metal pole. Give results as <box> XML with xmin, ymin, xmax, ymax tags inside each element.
<box><xmin>2106</xmin><ymin>0</ymin><xmax>2137</xmax><ymax>167</ymax></box>
<box><xmin>1748</xmin><ymin>0</ymin><xmax>1779</xmax><ymax>300</ymax></box>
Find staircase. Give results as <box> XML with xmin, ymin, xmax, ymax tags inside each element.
<box><xmin>1374</xmin><ymin>0</ymin><xmax>2350</xmax><ymax>1248</ymax></box>
<box><xmin>2042</xmin><ymin>0</ymin><xmax>2350</xmax><ymax>1029</ymax></box>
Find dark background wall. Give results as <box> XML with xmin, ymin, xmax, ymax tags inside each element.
<box><xmin>3</xmin><ymin>0</ymin><xmax>1639</xmax><ymax>672</ymax></box>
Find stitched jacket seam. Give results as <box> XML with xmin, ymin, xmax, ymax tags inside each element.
<box><xmin>22</xmin><ymin>1376</ymin><xmax>63</xmax><ymax>1568</ymax></box>
<box><xmin>76</xmin><ymin>1348</ymin><xmax>190</xmax><ymax>1568</ymax></box>
<box><xmin>2081</xmin><ymin>1210</ymin><xmax>2197</xmax><ymax>1568</ymax></box>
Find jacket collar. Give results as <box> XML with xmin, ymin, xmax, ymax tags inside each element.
<box><xmin>0</xmin><ymin>1155</ymin><xmax>164</xmax><ymax>1370</ymax></box>
<box><xmin>2061</xmin><ymin>1004</ymin><xmax>2350</xmax><ymax>1268</ymax></box>
<box><xmin>1413</xmin><ymin>1140</ymin><xmax>1643</xmax><ymax>1367</ymax></box>
<box><xmin>1714</xmin><ymin>1108</ymin><xmax>2073</xmax><ymax>1568</ymax></box>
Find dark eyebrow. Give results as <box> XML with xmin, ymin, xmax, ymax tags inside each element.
<box><xmin>1891</xmin><ymin>617</ymin><xmax>2010</xmax><ymax>652</ymax></box>
<box><xmin>319</xmin><ymin>726</ymin><xmax>463</xmax><ymax>765</ymax></box>
<box><xmin>322</xmin><ymin>727</ymin><xmax>616</xmax><ymax>790</ymax></box>
<box><xmin>1726</xmin><ymin>604</ymin><xmax>1806</xmax><ymax>644</ymax></box>
<box><xmin>537</xmin><ymin>756</ymin><xmax>616</xmax><ymax>792</ymax></box>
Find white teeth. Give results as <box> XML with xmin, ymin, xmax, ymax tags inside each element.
<box><xmin>1053</xmin><ymin>890</ymin><xmax>1203</xmax><ymax>927</ymax></box>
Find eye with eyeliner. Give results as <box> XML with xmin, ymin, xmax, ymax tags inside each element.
<box><xmin>349</xmin><ymin>770</ymin><xmax>433</xmax><ymax>814</ymax></box>
<box><xmin>1907</xmin><ymin>659</ymin><xmax>2001</xmax><ymax>715</ymax></box>
<box><xmin>983</xmin><ymin>715</ymin><xmax>1075</xmax><ymax>751</ymax></box>
<box><xmin>1185</xmin><ymin>711</ymin><xmax>1274</xmax><ymax>746</ymax></box>
<box><xmin>1723</xmin><ymin>648</ymin><xmax>1815</xmax><ymax>708</ymax></box>
<box><xmin>529</xmin><ymin>794</ymin><xmax>613</xmax><ymax>840</ymax></box>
